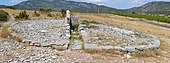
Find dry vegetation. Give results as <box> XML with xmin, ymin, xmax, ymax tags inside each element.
<box><xmin>0</xmin><ymin>25</ymin><xmax>12</xmax><ymax>38</ymax></box>
<box><xmin>0</xmin><ymin>8</ymin><xmax>63</xmax><ymax>20</ymax></box>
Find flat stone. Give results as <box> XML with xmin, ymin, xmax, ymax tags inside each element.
<box><xmin>51</xmin><ymin>44</ymin><xmax>68</xmax><ymax>50</ymax></box>
<box><xmin>84</xmin><ymin>44</ymin><xmax>102</xmax><ymax>50</ymax></box>
<box><xmin>38</xmin><ymin>30</ymin><xmax>48</xmax><ymax>33</ymax></box>
<box><xmin>101</xmin><ymin>46</ymin><xmax>113</xmax><ymax>50</ymax></box>
<box><xmin>147</xmin><ymin>45</ymin><xmax>157</xmax><ymax>50</ymax></box>
<box><xmin>113</xmin><ymin>46</ymin><xmax>123</xmax><ymax>50</ymax></box>
<box><xmin>72</xmin><ymin>42</ymin><xmax>82</xmax><ymax>50</ymax></box>
<box><xmin>125</xmin><ymin>46</ymin><xmax>136</xmax><ymax>52</ymax></box>
<box><xmin>135</xmin><ymin>45</ymin><xmax>146</xmax><ymax>51</ymax></box>
<box><xmin>41</xmin><ymin>42</ymin><xmax>52</xmax><ymax>47</ymax></box>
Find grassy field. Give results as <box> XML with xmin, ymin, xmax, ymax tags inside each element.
<box><xmin>0</xmin><ymin>9</ymin><xmax>170</xmax><ymax>62</ymax></box>
<box><xmin>116</xmin><ymin>13</ymin><xmax>170</xmax><ymax>23</ymax></box>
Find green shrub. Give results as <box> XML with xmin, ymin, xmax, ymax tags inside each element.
<box><xmin>61</xmin><ymin>9</ymin><xmax>66</xmax><ymax>17</ymax></box>
<box><xmin>47</xmin><ymin>13</ymin><xmax>53</xmax><ymax>17</ymax></box>
<box><xmin>39</xmin><ymin>8</ymin><xmax>52</xmax><ymax>13</ymax></box>
<box><xmin>0</xmin><ymin>10</ymin><xmax>9</xmax><ymax>22</ymax></box>
<box><xmin>15</xmin><ymin>11</ymin><xmax>29</xmax><ymax>20</ymax></box>
<box><xmin>33</xmin><ymin>11</ymin><xmax>40</xmax><ymax>17</ymax></box>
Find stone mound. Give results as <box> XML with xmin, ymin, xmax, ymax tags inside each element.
<box><xmin>9</xmin><ymin>20</ymin><xmax>160</xmax><ymax>52</ymax></box>
<box><xmin>79</xmin><ymin>23</ymin><xmax>160</xmax><ymax>52</ymax></box>
<box><xmin>9</xmin><ymin>20</ymin><xmax>70</xmax><ymax>50</ymax></box>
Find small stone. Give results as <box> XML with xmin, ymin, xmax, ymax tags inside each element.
<box><xmin>125</xmin><ymin>46</ymin><xmax>136</xmax><ymax>52</ymax></box>
<box><xmin>124</xmin><ymin>54</ymin><xmax>132</xmax><ymax>58</ymax></box>
<box><xmin>51</xmin><ymin>56</ymin><xmax>57</xmax><ymax>59</ymax></box>
<box><xmin>38</xmin><ymin>30</ymin><xmax>48</xmax><ymax>33</ymax></box>
<box><xmin>34</xmin><ymin>43</ymin><xmax>40</xmax><ymax>46</ymax></box>
<box><xmin>72</xmin><ymin>42</ymin><xmax>82</xmax><ymax>50</ymax></box>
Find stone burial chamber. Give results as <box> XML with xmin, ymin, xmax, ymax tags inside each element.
<box><xmin>8</xmin><ymin>10</ymin><xmax>160</xmax><ymax>52</ymax></box>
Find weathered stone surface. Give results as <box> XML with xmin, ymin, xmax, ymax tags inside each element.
<box><xmin>135</xmin><ymin>45</ymin><xmax>147</xmax><ymax>51</ymax></box>
<box><xmin>71</xmin><ymin>41</ymin><xmax>82</xmax><ymax>50</ymax></box>
<box><xmin>101</xmin><ymin>46</ymin><xmax>113</xmax><ymax>50</ymax></box>
<box><xmin>84</xmin><ymin>44</ymin><xmax>102</xmax><ymax>50</ymax></box>
<box><xmin>9</xmin><ymin>20</ymin><xmax>70</xmax><ymax>49</ymax></box>
<box><xmin>51</xmin><ymin>44</ymin><xmax>68</xmax><ymax>50</ymax></box>
<box><xmin>79</xmin><ymin>23</ymin><xmax>160</xmax><ymax>52</ymax></box>
<box><xmin>71</xmin><ymin>16</ymin><xmax>79</xmax><ymax>26</ymax></box>
<box><xmin>124</xmin><ymin>46</ymin><xmax>136</xmax><ymax>52</ymax></box>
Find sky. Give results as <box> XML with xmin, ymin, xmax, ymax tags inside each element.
<box><xmin>0</xmin><ymin>0</ymin><xmax>170</xmax><ymax>9</ymax></box>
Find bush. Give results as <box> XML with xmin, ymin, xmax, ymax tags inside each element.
<box><xmin>15</xmin><ymin>11</ymin><xmax>29</xmax><ymax>20</ymax></box>
<box><xmin>0</xmin><ymin>10</ymin><xmax>9</xmax><ymax>22</ymax></box>
<box><xmin>39</xmin><ymin>8</ymin><xmax>52</xmax><ymax>14</ymax></box>
<box><xmin>61</xmin><ymin>9</ymin><xmax>66</xmax><ymax>17</ymax></box>
<box><xmin>33</xmin><ymin>11</ymin><xmax>40</xmax><ymax>17</ymax></box>
<box><xmin>47</xmin><ymin>13</ymin><xmax>53</xmax><ymax>17</ymax></box>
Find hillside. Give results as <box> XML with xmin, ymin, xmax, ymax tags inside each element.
<box><xmin>127</xmin><ymin>1</ymin><xmax>170</xmax><ymax>14</ymax></box>
<box><xmin>0</xmin><ymin>5</ymin><xmax>6</xmax><ymax>8</ymax></box>
<box><xmin>13</xmin><ymin>0</ymin><xmax>119</xmax><ymax>13</ymax></box>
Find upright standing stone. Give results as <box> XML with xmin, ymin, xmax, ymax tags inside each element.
<box><xmin>65</xmin><ymin>10</ymin><xmax>71</xmax><ymax>24</ymax></box>
<box><xmin>65</xmin><ymin>10</ymin><xmax>72</xmax><ymax>34</ymax></box>
<box><xmin>65</xmin><ymin>10</ymin><xmax>79</xmax><ymax>33</ymax></box>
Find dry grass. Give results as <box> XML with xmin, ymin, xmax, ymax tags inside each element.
<box><xmin>0</xmin><ymin>25</ymin><xmax>12</xmax><ymax>38</ymax></box>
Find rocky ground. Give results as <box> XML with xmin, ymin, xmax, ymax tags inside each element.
<box><xmin>1</xmin><ymin>38</ymin><xmax>164</xmax><ymax>63</ymax></box>
<box><xmin>79</xmin><ymin>22</ymin><xmax>160</xmax><ymax>52</ymax></box>
<box><xmin>9</xmin><ymin>20</ymin><xmax>70</xmax><ymax>50</ymax></box>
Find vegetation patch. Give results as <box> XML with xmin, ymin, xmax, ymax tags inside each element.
<box><xmin>0</xmin><ymin>10</ymin><xmax>9</xmax><ymax>22</ymax></box>
<box><xmin>39</xmin><ymin>8</ymin><xmax>52</xmax><ymax>14</ymax></box>
<box><xmin>15</xmin><ymin>11</ymin><xmax>29</xmax><ymax>20</ymax></box>
<box><xmin>33</xmin><ymin>11</ymin><xmax>40</xmax><ymax>17</ymax></box>
<box><xmin>116</xmin><ymin>13</ymin><xmax>170</xmax><ymax>23</ymax></box>
<box><xmin>81</xmin><ymin>20</ymin><xmax>101</xmax><ymax>24</ymax></box>
<box><xmin>0</xmin><ymin>25</ymin><xmax>12</xmax><ymax>38</ymax></box>
<box><xmin>61</xmin><ymin>9</ymin><xmax>66</xmax><ymax>17</ymax></box>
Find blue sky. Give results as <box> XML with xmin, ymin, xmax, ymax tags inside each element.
<box><xmin>0</xmin><ymin>0</ymin><xmax>170</xmax><ymax>9</ymax></box>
